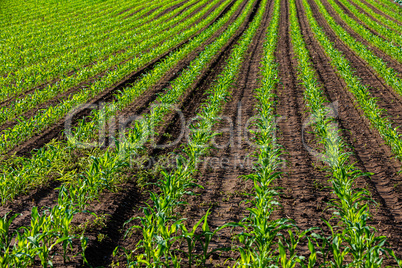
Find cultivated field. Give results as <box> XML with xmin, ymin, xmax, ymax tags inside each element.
<box><xmin>1</xmin><ymin>0</ymin><xmax>402</xmax><ymax>266</ymax></box>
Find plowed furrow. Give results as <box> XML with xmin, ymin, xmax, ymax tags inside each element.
<box><xmin>0</xmin><ymin>0</ymin><xmax>245</xmax><ymax>232</ymax></box>
<box><xmin>6</xmin><ymin>0</ymin><xmax>236</xmax><ymax>158</ymax></box>
<box><xmin>0</xmin><ymin>0</ymin><xmax>212</xmax><ymax>123</ymax></box>
<box><xmin>345</xmin><ymin>0</ymin><xmax>394</xmax><ymax>29</ymax></box>
<box><xmin>308</xmin><ymin>0</ymin><xmax>402</xmax><ymax>139</ymax></box>
<box><xmin>296</xmin><ymin>0</ymin><xmax>402</xmax><ymax>255</ymax></box>
<box><xmin>332</xmin><ymin>0</ymin><xmax>388</xmax><ymax>38</ymax></box>
<box><xmin>0</xmin><ymin>0</ymin><xmax>242</xmax><ymax>249</ymax></box>
<box><xmin>273</xmin><ymin>0</ymin><xmax>332</xmax><ymax>251</ymax></box>
<box><xmin>359</xmin><ymin>0</ymin><xmax>402</xmax><ymax>25</ymax></box>
<box><xmin>82</xmin><ymin>0</ymin><xmax>261</xmax><ymax>266</ymax></box>
<box><xmin>323</xmin><ymin>0</ymin><xmax>402</xmax><ymax>75</ymax></box>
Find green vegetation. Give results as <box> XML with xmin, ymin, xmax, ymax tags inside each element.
<box><xmin>0</xmin><ymin>0</ymin><xmax>401</xmax><ymax>266</ymax></box>
<box><xmin>311</xmin><ymin>0</ymin><xmax>402</xmax><ymax>163</ymax></box>
<box><xmin>291</xmin><ymin>0</ymin><xmax>396</xmax><ymax>265</ymax></box>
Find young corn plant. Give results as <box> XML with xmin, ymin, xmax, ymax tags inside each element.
<box><xmin>365</xmin><ymin>0</ymin><xmax>402</xmax><ymax>21</ymax></box>
<box><xmin>0</xmin><ymin>0</ymin><xmax>198</xmax><ymax>96</ymax></box>
<box><xmin>313</xmin><ymin>0</ymin><xmax>402</xmax><ymax>95</ymax></box>
<box><xmin>350</xmin><ymin>0</ymin><xmax>402</xmax><ymax>34</ymax></box>
<box><xmin>116</xmin><ymin>0</ymin><xmax>267</xmax><ymax>265</ymax></box>
<box><xmin>0</xmin><ymin>0</ymin><xmax>242</xmax><ymax>206</ymax></box>
<box><xmin>0</xmin><ymin>205</ymin><xmax>75</xmax><ymax>267</ymax></box>
<box><xmin>0</xmin><ymin>0</ymin><xmax>221</xmax><ymax>128</ymax></box>
<box><xmin>0</xmin><ymin>213</ymin><xmax>19</xmax><ymax>266</ymax></box>
<box><xmin>0</xmin><ymin>0</ymin><xmax>233</xmax><ymax>155</ymax></box>
<box><xmin>292</xmin><ymin>0</ymin><xmax>401</xmax><ymax>265</ymax></box>
<box><xmin>335</xmin><ymin>0</ymin><xmax>402</xmax><ymax>47</ymax></box>
<box><xmin>59</xmin><ymin>0</ymin><xmax>254</xmax><ymax>212</ymax></box>
<box><xmin>230</xmin><ymin>0</ymin><xmax>317</xmax><ymax>266</ymax></box>
<box><xmin>0</xmin><ymin>0</ymin><xmax>157</xmax><ymax>76</ymax></box>
<box><xmin>0</xmin><ymin>3</ymin><xmax>252</xmax><ymax>264</ymax></box>
<box><xmin>8</xmin><ymin>1</ymin><xmax>255</xmax><ymax>266</ymax></box>
<box><xmin>309</xmin><ymin>0</ymin><xmax>402</xmax><ymax>166</ymax></box>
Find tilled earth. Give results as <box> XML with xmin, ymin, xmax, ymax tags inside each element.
<box><xmin>2</xmin><ymin>0</ymin><xmax>402</xmax><ymax>266</ymax></box>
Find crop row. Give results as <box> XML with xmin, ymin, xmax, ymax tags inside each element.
<box><xmin>0</xmin><ymin>0</ymin><xmax>109</xmax><ymax>28</ymax></box>
<box><xmin>320</xmin><ymin>0</ymin><xmax>402</xmax><ymax>96</ymax></box>
<box><xmin>324</xmin><ymin>0</ymin><xmax>402</xmax><ymax>65</ymax></box>
<box><xmin>228</xmin><ymin>0</ymin><xmax>304</xmax><ymax>266</ymax></box>
<box><xmin>0</xmin><ymin>0</ymin><xmax>146</xmax><ymax>43</ymax></box>
<box><xmin>0</xmin><ymin>0</ymin><xmax>213</xmax><ymax>127</ymax></box>
<box><xmin>0</xmin><ymin>0</ymin><xmax>151</xmax><ymax>76</ymax></box>
<box><xmin>335</xmin><ymin>0</ymin><xmax>402</xmax><ymax>53</ymax></box>
<box><xmin>369</xmin><ymin>0</ymin><xmax>402</xmax><ymax>17</ymax></box>
<box><xmin>119</xmin><ymin>0</ymin><xmax>266</xmax><ymax>265</ymax></box>
<box><xmin>0</xmin><ymin>0</ymin><xmax>255</xmax><ymax>265</ymax></box>
<box><xmin>1</xmin><ymin>0</ymin><xmax>180</xmax><ymax>77</ymax></box>
<box><xmin>310</xmin><ymin>0</ymin><xmax>402</xmax><ymax>163</ymax></box>
<box><xmin>365</xmin><ymin>0</ymin><xmax>402</xmax><ymax>21</ymax></box>
<box><xmin>0</xmin><ymin>0</ymin><xmax>244</xmax><ymax>205</ymax></box>
<box><xmin>0</xmin><ymin>0</ymin><xmax>231</xmax><ymax>155</ymax></box>
<box><xmin>0</xmin><ymin>0</ymin><xmax>257</xmax><ymax>265</ymax></box>
<box><xmin>0</xmin><ymin>0</ymin><xmax>150</xmax><ymax>73</ymax></box>
<box><xmin>349</xmin><ymin>0</ymin><xmax>402</xmax><ymax>33</ymax></box>
<box><xmin>0</xmin><ymin>0</ymin><xmax>190</xmax><ymax>94</ymax></box>
<box><xmin>59</xmin><ymin>0</ymin><xmax>254</xmax><ymax>212</ymax></box>
<box><xmin>314</xmin><ymin>0</ymin><xmax>402</xmax><ymax>161</ymax></box>
<box><xmin>290</xmin><ymin>0</ymin><xmax>398</xmax><ymax>265</ymax></box>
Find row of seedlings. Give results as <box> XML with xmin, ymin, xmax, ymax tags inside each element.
<box><xmin>0</xmin><ymin>0</ymin><xmax>157</xmax><ymax>75</ymax></box>
<box><xmin>0</xmin><ymin>0</ymin><xmax>246</xmax><ymax>206</ymax></box>
<box><xmin>309</xmin><ymin>0</ymin><xmax>402</xmax><ymax>163</ymax></box>
<box><xmin>0</xmin><ymin>0</ymin><xmax>233</xmax><ymax>154</ymax></box>
<box><xmin>297</xmin><ymin>0</ymin><xmax>402</xmax><ymax>265</ymax></box>
<box><xmin>230</xmin><ymin>0</ymin><xmax>311</xmax><ymax>266</ymax></box>
<box><xmin>119</xmin><ymin>0</ymin><xmax>269</xmax><ymax>266</ymax></box>
<box><xmin>0</xmin><ymin>0</ymin><xmax>256</xmax><ymax>265</ymax></box>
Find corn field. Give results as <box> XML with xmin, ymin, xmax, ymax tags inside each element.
<box><xmin>1</xmin><ymin>0</ymin><xmax>402</xmax><ymax>266</ymax></box>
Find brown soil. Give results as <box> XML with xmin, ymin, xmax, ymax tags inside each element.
<box><xmin>2</xmin><ymin>0</ymin><xmax>402</xmax><ymax>266</ymax></box>
<box><xmin>169</xmin><ymin>0</ymin><xmax>277</xmax><ymax>266</ymax></box>
<box><xmin>324</xmin><ymin>0</ymin><xmax>402</xmax><ymax>74</ymax></box>
<box><xmin>0</xmin><ymin>0</ymin><xmax>203</xmax><ymax>112</ymax></box>
<box><xmin>0</xmin><ymin>0</ymin><xmax>239</xmax><ymax>246</ymax></box>
<box><xmin>0</xmin><ymin>180</ymin><xmax>62</xmax><ymax>228</ymax></box>
<box><xmin>1</xmin><ymin>0</ymin><xmax>240</xmax><ymax>196</ymax></box>
<box><xmin>6</xmin><ymin>0</ymin><xmax>235</xmax><ymax>158</ymax></box>
<box><xmin>0</xmin><ymin>0</ymin><xmax>241</xmax><ymax>224</ymax></box>
<box><xmin>273</xmin><ymin>0</ymin><xmax>333</xmax><ymax>255</ymax></box>
<box><xmin>0</xmin><ymin>0</ymin><xmax>256</xmax><ymax>266</ymax></box>
<box><xmin>86</xmin><ymin>0</ymin><xmax>264</xmax><ymax>266</ymax></box>
<box><xmin>359</xmin><ymin>0</ymin><xmax>402</xmax><ymax>25</ymax></box>
<box><xmin>323</xmin><ymin>1</ymin><xmax>402</xmax><ymax>73</ymax></box>
<box><xmin>107</xmin><ymin>0</ymin><xmax>237</xmax><ymax>138</ymax></box>
<box><xmin>0</xmin><ymin>0</ymin><xmax>219</xmax><ymax>136</ymax></box>
<box><xmin>332</xmin><ymin>0</ymin><xmax>392</xmax><ymax>40</ymax></box>
<box><xmin>297</xmin><ymin>0</ymin><xmax>402</xmax><ymax>260</ymax></box>
<box><xmin>345</xmin><ymin>0</ymin><xmax>402</xmax><ymax>34</ymax></box>
<box><xmin>313</xmin><ymin>0</ymin><xmax>402</xmax><ymax>135</ymax></box>
<box><xmin>2</xmin><ymin>4</ymin><xmax>156</xmax><ymax>95</ymax></box>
